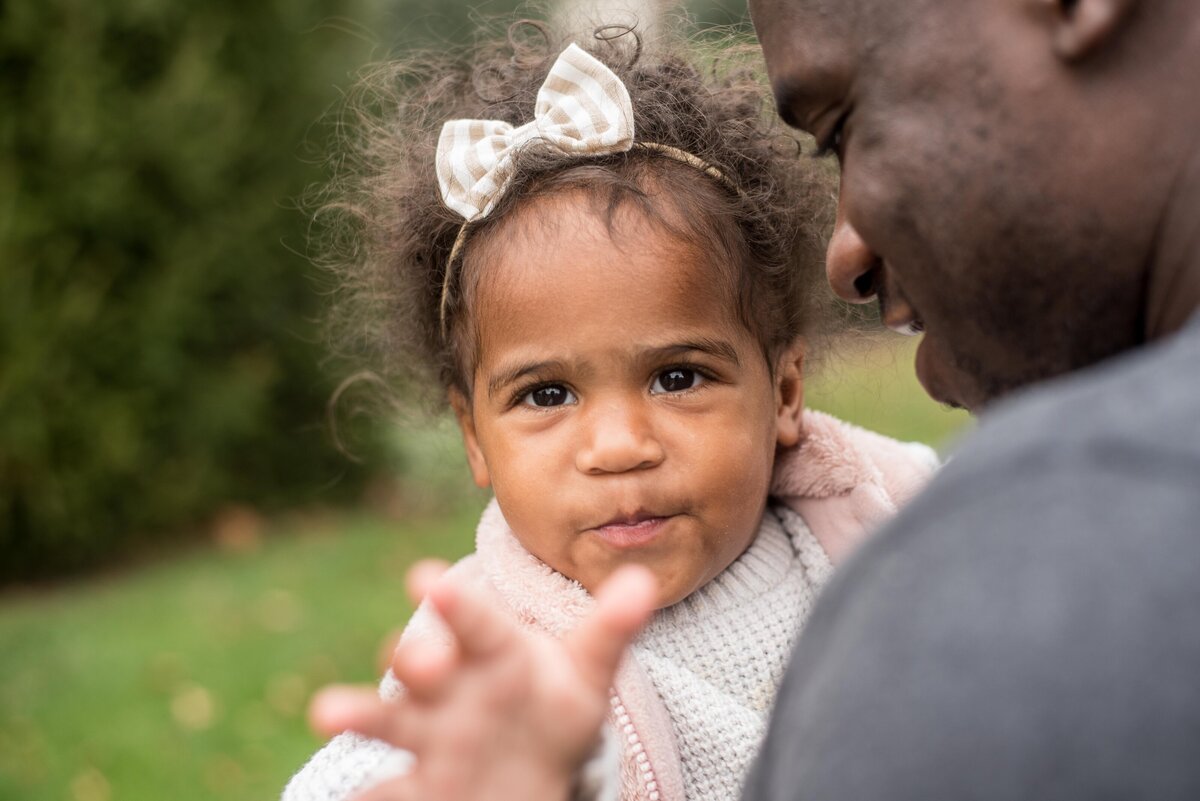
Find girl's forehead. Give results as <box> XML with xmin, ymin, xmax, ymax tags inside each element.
<box><xmin>467</xmin><ymin>197</ymin><xmax>750</xmax><ymax>365</ymax></box>
<box><xmin>475</xmin><ymin>188</ymin><xmax>701</xmax><ymax>278</ymax></box>
<box><xmin>483</xmin><ymin>199</ymin><xmax>727</xmax><ymax>302</ymax></box>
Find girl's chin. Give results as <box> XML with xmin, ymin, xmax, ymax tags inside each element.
<box><xmin>651</xmin><ymin>579</ymin><xmax>702</xmax><ymax>610</ymax></box>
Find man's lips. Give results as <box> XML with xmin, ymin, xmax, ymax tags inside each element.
<box><xmin>887</xmin><ymin>316</ymin><xmax>924</xmax><ymax>336</ymax></box>
<box><xmin>588</xmin><ymin>513</ymin><xmax>675</xmax><ymax>549</ymax></box>
<box><xmin>876</xmin><ymin>271</ymin><xmax>923</xmax><ymax>336</ymax></box>
<box><xmin>879</xmin><ymin>295</ymin><xmax>923</xmax><ymax>336</ymax></box>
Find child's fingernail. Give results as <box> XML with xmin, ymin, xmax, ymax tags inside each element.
<box><xmin>308</xmin><ymin>686</ymin><xmax>361</xmax><ymax>732</ymax></box>
<box><xmin>406</xmin><ymin>559</ymin><xmax>450</xmax><ymax>601</ymax></box>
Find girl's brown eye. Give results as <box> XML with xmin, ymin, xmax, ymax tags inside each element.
<box><xmin>523</xmin><ymin>385</ymin><xmax>575</xmax><ymax>407</ymax></box>
<box><xmin>652</xmin><ymin>368</ymin><xmax>700</xmax><ymax>394</ymax></box>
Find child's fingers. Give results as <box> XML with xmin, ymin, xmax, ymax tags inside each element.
<box><xmin>565</xmin><ymin>565</ymin><xmax>658</xmax><ymax>693</ymax></box>
<box><xmin>391</xmin><ymin>636</ymin><xmax>458</xmax><ymax>701</ymax></box>
<box><xmin>308</xmin><ymin>685</ymin><xmax>378</xmax><ymax>737</ymax></box>
<box><xmin>405</xmin><ymin>559</ymin><xmax>450</xmax><ymax>607</ymax></box>
<box><xmin>426</xmin><ymin>577</ymin><xmax>518</xmax><ymax>660</ymax></box>
<box><xmin>351</xmin><ymin>764</ymin><xmax>475</xmax><ymax>801</ymax></box>
<box><xmin>308</xmin><ymin>685</ymin><xmax>426</xmax><ymax>752</ymax></box>
<box><xmin>352</xmin><ymin>761</ymin><xmax>572</xmax><ymax>801</ymax></box>
<box><xmin>350</xmin><ymin>772</ymin><xmax>426</xmax><ymax>801</ymax></box>
<box><xmin>352</xmin><ymin>776</ymin><xmax>415</xmax><ymax>801</ymax></box>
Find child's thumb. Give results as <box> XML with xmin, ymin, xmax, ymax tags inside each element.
<box><xmin>565</xmin><ymin>565</ymin><xmax>658</xmax><ymax>693</ymax></box>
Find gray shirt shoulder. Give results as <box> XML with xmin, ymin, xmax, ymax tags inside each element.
<box><xmin>746</xmin><ymin>320</ymin><xmax>1200</xmax><ymax>800</ymax></box>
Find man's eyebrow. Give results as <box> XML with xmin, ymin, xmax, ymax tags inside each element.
<box><xmin>648</xmin><ymin>339</ymin><xmax>741</xmax><ymax>366</ymax></box>
<box><xmin>486</xmin><ymin>359</ymin><xmax>568</xmax><ymax>399</ymax></box>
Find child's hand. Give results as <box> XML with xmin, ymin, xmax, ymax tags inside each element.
<box><xmin>309</xmin><ymin>560</ymin><xmax>658</xmax><ymax>801</ymax></box>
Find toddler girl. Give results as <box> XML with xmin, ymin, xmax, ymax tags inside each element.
<box><xmin>286</xmin><ymin>22</ymin><xmax>936</xmax><ymax>801</ymax></box>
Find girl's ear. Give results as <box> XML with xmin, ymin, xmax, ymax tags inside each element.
<box><xmin>774</xmin><ymin>341</ymin><xmax>806</xmax><ymax>449</ymax></box>
<box><xmin>448</xmin><ymin>387</ymin><xmax>491</xmax><ymax>488</ymax></box>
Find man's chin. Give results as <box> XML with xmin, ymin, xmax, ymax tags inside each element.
<box><xmin>917</xmin><ymin>338</ymin><xmax>1082</xmax><ymax>414</ymax></box>
<box><xmin>914</xmin><ymin>333</ymin><xmax>1044</xmax><ymax>413</ymax></box>
<box><xmin>915</xmin><ymin>336</ymin><xmax>975</xmax><ymax>411</ymax></box>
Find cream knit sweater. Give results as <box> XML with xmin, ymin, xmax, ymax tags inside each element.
<box><xmin>632</xmin><ymin>505</ymin><xmax>830</xmax><ymax>801</ymax></box>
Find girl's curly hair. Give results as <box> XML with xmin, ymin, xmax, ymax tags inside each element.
<box><xmin>315</xmin><ymin>19</ymin><xmax>839</xmax><ymax>412</ymax></box>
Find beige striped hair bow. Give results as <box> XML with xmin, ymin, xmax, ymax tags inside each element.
<box><xmin>436</xmin><ymin>43</ymin><xmax>635</xmax><ymax>221</ymax></box>
<box><xmin>435</xmin><ymin>43</ymin><xmax>736</xmax><ymax>335</ymax></box>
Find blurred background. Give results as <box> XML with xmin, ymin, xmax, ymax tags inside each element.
<box><xmin>0</xmin><ymin>0</ymin><xmax>969</xmax><ymax>799</ymax></box>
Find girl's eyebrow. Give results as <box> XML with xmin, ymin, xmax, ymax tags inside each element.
<box><xmin>647</xmin><ymin>339</ymin><xmax>742</xmax><ymax>366</ymax></box>
<box><xmin>486</xmin><ymin>359</ymin><xmax>570</xmax><ymax>399</ymax></box>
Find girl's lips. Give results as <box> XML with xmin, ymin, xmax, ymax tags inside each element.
<box><xmin>591</xmin><ymin>515</ymin><xmax>672</xmax><ymax>549</ymax></box>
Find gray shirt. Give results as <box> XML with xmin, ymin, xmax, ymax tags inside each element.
<box><xmin>745</xmin><ymin>317</ymin><xmax>1200</xmax><ymax>800</ymax></box>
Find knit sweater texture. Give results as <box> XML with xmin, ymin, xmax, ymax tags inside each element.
<box><xmin>282</xmin><ymin>410</ymin><xmax>937</xmax><ymax>801</ymax></box>
<box><xmin>633</xmin><ymin>506</ymin><xmax>831</xmax><ymax>801</ymax></box>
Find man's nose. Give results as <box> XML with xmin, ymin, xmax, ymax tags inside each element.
<box><xmin>825</xmin><ymin>206</ymin><xmax>880</xmax><ymax>304</ymax></box>
<box><xmin>575</xmin><ymin>399</ymin><xmax>665</xmax><ymax>475</ymax></box>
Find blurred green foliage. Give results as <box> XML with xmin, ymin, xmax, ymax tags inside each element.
<box><xmin>0</xmin><ymin>0</ymin><xmax>406</xmax><ymax>581</ymax></box>
<box><xmin>687</xmin><ymin>0</ymin><xmax>752</xmax><ymax>29</ymax></box>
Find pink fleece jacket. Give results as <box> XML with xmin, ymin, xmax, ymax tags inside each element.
<box><xmin>383</xmin><ymin>409</ymin><xmax>938</xmax><ymax>801</ymax></box>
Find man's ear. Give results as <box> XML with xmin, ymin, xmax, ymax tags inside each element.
<box><xmin>1040</xmin><ymin>0</ymin><xmax>1141</xmax><ymax>61</ymax></box>
<box><xmin>774</xmin><ymin>340</ymin><xmax>806</xmax><ymax>450</ymax></box>
<box><xmin>448</xmin><ymin>387</ymin><xmax>491</xmax><ymax>489</ymax></box>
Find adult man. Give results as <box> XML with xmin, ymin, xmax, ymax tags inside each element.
<box><xmin>311</xmin><ymin>0</ymin><xmax>1200</xmax><ymax>797</ymax></box>
<box><xmin>742</xmin><ymin>0</ymin><xmax>1200</xmax><ymax>796</ymax></box>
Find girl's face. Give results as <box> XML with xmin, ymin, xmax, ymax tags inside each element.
<box><xmin>451</xmin><ymin>192</ymin><xmax>805</xmax><ymax>608</ymax></box>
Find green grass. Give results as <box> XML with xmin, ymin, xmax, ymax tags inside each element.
<box><xmin>808</xmin><ymin>334</ymin><xmax>971</xmax><ymax>450</ymax></box>
<box><xmin>0</xmin><ymin>507</ymin><xmax>482</xmax><ymax>801</ymax></box>
<box><xmin>0</xmin><ymin>335</ymin><xmax>969</xmax><ymax>801</ymax></box>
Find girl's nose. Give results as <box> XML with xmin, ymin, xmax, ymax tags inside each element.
<box><xmin>825</xmin><ymin>206</ymin><xmax>881</xmax><ymax>304</ymax></box>
<box><xmin>575</xmin><ymin>401</ymin><xmax>665</xmax><ymax>475</ymax></box>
